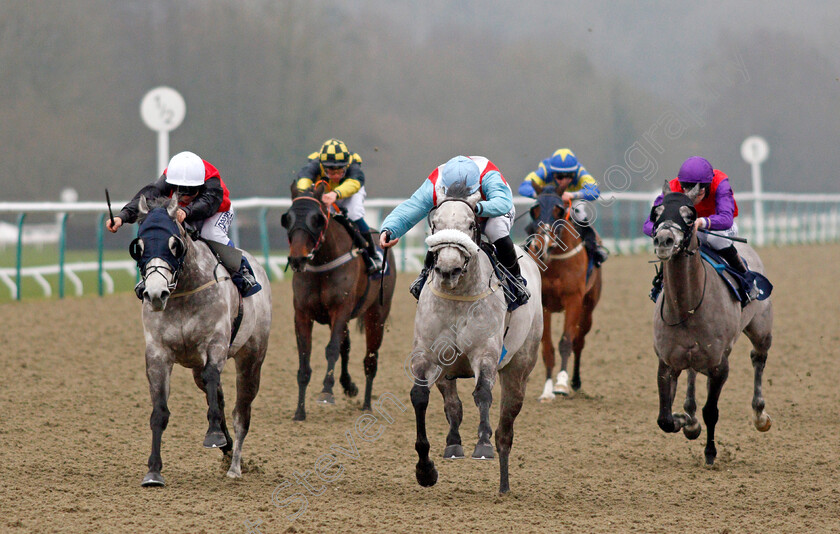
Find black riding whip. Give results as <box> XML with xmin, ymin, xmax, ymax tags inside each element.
<box><xmin>698</xmin><ymin>229</ymin><xmax>748</xmax><ymax>243</ymax></box>
<box><xmin>379</xmin><ymin>231</ymin><xmax>390</xmax><ymax>305</ymax></box>
<box><xmin>105</xmin><ymin>188</ymin><xmax>115</xmax><ymax>227</ymax></box>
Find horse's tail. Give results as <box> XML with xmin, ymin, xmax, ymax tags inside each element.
<box><xmin>356</xmin><ymin>315</ymin><xmax>365</xmax><ymax>334</ymax></box>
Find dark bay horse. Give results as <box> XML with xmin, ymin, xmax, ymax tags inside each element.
<box><xmin>651</xmin><ymin>182</ymin><xmax>772</xmax><ymax>465</ymax></box>
<box><xmin>525</xmin><ymin>192</ymin><xmax>602</xmax><ymax>401</ymax></box>
<box><xmin>282</xmin><ymin>182</ymin><xmax>396</xmax><ymax>421</ymax></box>
<box><xmin>132</xmin><ymin>195</ymin><xmax>271</xmax><ymax>486</ymax></box>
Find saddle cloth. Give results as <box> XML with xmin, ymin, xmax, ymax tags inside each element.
<box><xmin>699</xmin><ymin>245</ymin><xmax>773</xmax><ymax>307</ymax></box>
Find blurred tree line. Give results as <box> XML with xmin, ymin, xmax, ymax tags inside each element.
<box><xmin>2</xmin><ymin>0</ymin><xmax>838</xmax><ymax>203</ymax></box>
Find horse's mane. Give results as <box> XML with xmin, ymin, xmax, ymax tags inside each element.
<box><xmin>444</xmin><ymin>180</ymin><xmax>473</xmax><ymax>200</ymax></box>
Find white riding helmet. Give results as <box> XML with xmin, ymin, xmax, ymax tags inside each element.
<box><xmin>165</xmin><ymin>151</ymin><xmax>205</xmax><ymax>186</ymax></box>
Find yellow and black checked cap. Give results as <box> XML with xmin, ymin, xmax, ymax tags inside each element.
<box><xmin>319</xmin><ymin>139</ymin><xmax>351</xmax><ymax>167</ymax></box>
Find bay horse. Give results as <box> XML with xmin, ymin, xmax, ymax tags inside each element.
<box><xmin>407</xmin><ymin>182</ymin><xmax>543</xmax><ymax>494</ymax></box>
<box><xmin>651</xmin><ymin>181</ymin><xmax>772</xmax><ymax>465</ymax></box>
<box><xmin>525</xmin><ymin>190</ymin><xmax>602</xmax><ymax>401</ymax></box>
<box><xmin>131</xmin><ymin>195</ymin><xmax>271</xmax><ymax>486</ymax></box>
<box><xmin>282</xmin><ymin>181</ymin><xmax>396</xmax><ymax>421</ymax></box>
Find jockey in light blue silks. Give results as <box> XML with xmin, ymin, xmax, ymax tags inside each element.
<box><xmin>378</xmin><ymin>155</ymin><xmax>530</xmax><ymax>308</ymax></box>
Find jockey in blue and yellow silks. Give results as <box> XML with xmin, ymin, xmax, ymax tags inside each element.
<box><xmin>519</xmin><ymin>148</ymin><xmax>608</xmax><ymax>266</ymax></box>
<box><xmin>519</xmin><ymin>148</ymin><xmax>600</xmax><ymax>201</ymax></box>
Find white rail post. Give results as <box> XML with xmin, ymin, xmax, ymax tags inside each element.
<box><xmin>741</xmin><ymin>136</ymin><xmax>769</xmax><ymax>247</ymax></box>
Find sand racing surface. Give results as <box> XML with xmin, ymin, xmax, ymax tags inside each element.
<box><xmin>1</xmin><ymin>244</ymin><xmax>839</xmax><ymax>533</ymax></box>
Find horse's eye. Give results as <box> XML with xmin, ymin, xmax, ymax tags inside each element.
<box><xmin>169</xmin><ymin>236</ymin><xmax>185</xmax><ymax>258</ymax></box>
<box><xmin>129</xmin><ymin>238</ymin><xmax>144</xmax><ymax>261</ymax></box>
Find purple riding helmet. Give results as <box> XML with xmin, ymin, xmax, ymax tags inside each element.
<box><xmin>677</xmin><ymin>156</ymin><xmax>714</xmax><ymax>184</ymax></box>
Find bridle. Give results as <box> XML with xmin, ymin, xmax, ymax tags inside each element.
<box><xmin>527</xmin><ymin>196</ymin><xmax>577</xmax><ymax>261</ymax></box>
<box><xmin>427</xmin><ymin>197</ymin><xmax>480</xmax><ymax>271</ymax></box>
<box><xmin>287</xmin><ymin>184</ymin><xmax>334</xmax><ymax>262</ymax></box>
<box><xmin>651</xmin><ymin>197</ymin><xmax>707</xmax><ymax>326</ymax></box>
<box><xmin>130</xmin><ymin>210</ymin><xmax>187</xmax><ymax>294</ymax></box>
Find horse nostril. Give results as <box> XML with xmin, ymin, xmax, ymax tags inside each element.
<box><xmin>664</xmin><ymin>237</ymin><xmax>674</xmax><ymax>247</ymax></box>
<box><xmin>434</xmin><ymin>267</ymin><xmax>442</xmax><ymax>274</ymax></box>
<box><xmin>452</xmin><ymin>268</ymin><xmax>462</xmax><ymax>277</ymax></box>
<box><xmin>653</xmin><ymin>236</ymin><xmax>660</xmax><ymax>247</ymax></box>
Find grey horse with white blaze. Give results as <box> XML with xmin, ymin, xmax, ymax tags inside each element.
<box><xmin>407</xmin><ymin>187</ymin><xmax>543</xmax><ymax>494</ymax></box>
<box><xmin>133</xmin><ymin>195</ymin><xmax>271</xmax><ymax>486</ymax></box>
<box><xmin>651</xmin><ymin>181</ymin><xmax>772</xmax><ymax>465</ymax></box>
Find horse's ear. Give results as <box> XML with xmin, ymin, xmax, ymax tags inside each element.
<box><xmin>661</xmin><ymin>180</ymin><xmax>671</xmax><ymax>196</ymax></box>
<box><xmin>313</xmin><ymin>181</ymin><xmax>327</xmax><ymax>198</ymax></box>
<box><xmin>552</xmin><ymin>204</ymin><xmax>563</xmax><ymax>221</ymax></box>
<box><xmin>684</xmin><ymin>183</ymin><xmax>701</xmax><ymax>203</ymax></box>
<box><xmin>138</xmin><ymin>195</ymin><xmax>149</xmax><ymax>217</ymax></box>
<box><xmin>530</xmin><ymin>204</ymin><xmax>541</xmax><ymax>221</ymax></box>
<box><xmin>166</xmin><ymin>194</ymin><xmax>179</xmax><ymax>219</ymax></box>
<box><xmin>679</xmin><ymin>205</ymin><xmax>696</xmax><ymax>226</ymax></box>
<box><xmin>290</xmin><ymin>181</ymin><xmax>300</xmax><ymax>199</ymax></box>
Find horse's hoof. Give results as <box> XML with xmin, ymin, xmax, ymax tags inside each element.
<box><xmin>342</xmin><ymin>382</ymin><xmax>359</xmax><ymax>398</ymax></box>
<box><xmin>471</xmin><ymin>443</ymin><xmax>495</xmax><ymax>460</ymax></box>
<box><xmin>415</xmin><ymin>463</ymin><xmax>438</xmax><ymax>487</ymax></box>
<box><xmin>443</xmin><ymin>444</ymin><xmax>465</xmax><ymax>459</ymax></box>
<box><xmin>754</xmin><ymin>412</ymin><xmax>772</xmax><ymax>432</ymax></box>
<box><xmin>683</xmin><ymin>421</ymin><xmax>702</xmax><ymax>440</ymax></box>
<box><xmin>553</xmin><ymin>371</ymin><xmax>570</xmax><ymax>395</ymax></box>
<box><xmin>539</xmin><ymin>379</ymin><xmax>555</xmax><ymax>402</ymax></box>
<box><xmin>141</xmin><ymin>471</ymin><xmax>165</xmax><ymax>487</ymax></box>
<box><xmin>292</xmin><ymin>410</ymin><xmax>306</xmax><ymax>421</ymax></box>
<box><xmin>226</xmin><ymin>468</ymin><xmax>242</xmax><ymax>479</ymax></box>
<box><xmin>203</xmin><ymin>431</ymin><xmax>228</xmax><ymax>449</ymax></box>
<box><xmin>317</xmin><ymin>392</ymin><xmax>335</xmax><ymax>405</ymax></box>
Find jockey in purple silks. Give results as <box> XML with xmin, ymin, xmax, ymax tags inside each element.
<box><xmin>644</xmin><ymin>156</ymin><xmax>758</xmax><ymax>299</ymax></box>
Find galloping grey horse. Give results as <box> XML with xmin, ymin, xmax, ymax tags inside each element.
<box><xmin>651</xmin><ymin>182</ymin><xmax>772</xmax><ymax>465</ymax></box>
<box><xmin>408</xmin><ymin>185</ymin><xmax>543</xmax><ymax>494</ymax></box>
<box><xmin>133</xmin><ymin>195</ymin><xmax>271</xmax><ymax>486</ymax></box>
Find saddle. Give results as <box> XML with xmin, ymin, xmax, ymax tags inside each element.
<box><xmin>649</xmin><ymin>246</ymin><xmax>773</xmax><ymax>306</ymax></box>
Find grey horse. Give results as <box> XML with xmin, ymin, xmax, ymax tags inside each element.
<box><xmin>133</xmin><ymin>195</ymin><xmax>271</xmax><ymax>486</ymax></box>
<box><xmin>407</xmin><ymin>186</ymin><xmax>543</xmax><ymax>494</ymax></box>
<box><xmin>651</xmin><ymin>182</ymin><xmax>772</xmax><ymax>465</ymax></box>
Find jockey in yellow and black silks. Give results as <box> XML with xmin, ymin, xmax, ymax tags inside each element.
<box><xmin>295</xmin><ymin>139</ymin><xmax>382</xmax><ymax>273</ymax></box>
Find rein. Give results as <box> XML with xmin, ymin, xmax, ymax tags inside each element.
<box><xmin>658</xmin><ymin>235</ymin><xmax>708</xmax><ymax>326</ymax></box>
<box><xmin>169</xmin><ymin>274</ymin><xmax>231</xmax><ymax>299</ymax></box>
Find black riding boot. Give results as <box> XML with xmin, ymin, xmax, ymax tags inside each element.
<box><xmin>717</xmin><ymin>244</ymin><xmax>759</xmax><ymax>300</ymax></box>
<box><xmin>230</xmin><ymin>256</ymin><xmax>262</xmax><ymax>298</ymax></box>
<box><xmin>578</xmin><ymin>224</ymin><xmax>609</xmax><ymax>267</ymax></box>
<box><xmin>493</xmin><ymin>236</ymin><xmax>530</xmax><ymax>311</ymax></box>
<box><xmin>410</xmin><ymin>250</ymin><xmax>434</xmax><ymax>300</ymax></box>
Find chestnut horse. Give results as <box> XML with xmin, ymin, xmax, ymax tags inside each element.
<box><xmin>281</xmin><ymin>182</ymin><xmax>396</xmax><ymax>421</ymax></box>
<box><xmin>525</xmin><ymin>191</ymin><xmax>602</xmax><ymax>401</ymax></box>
